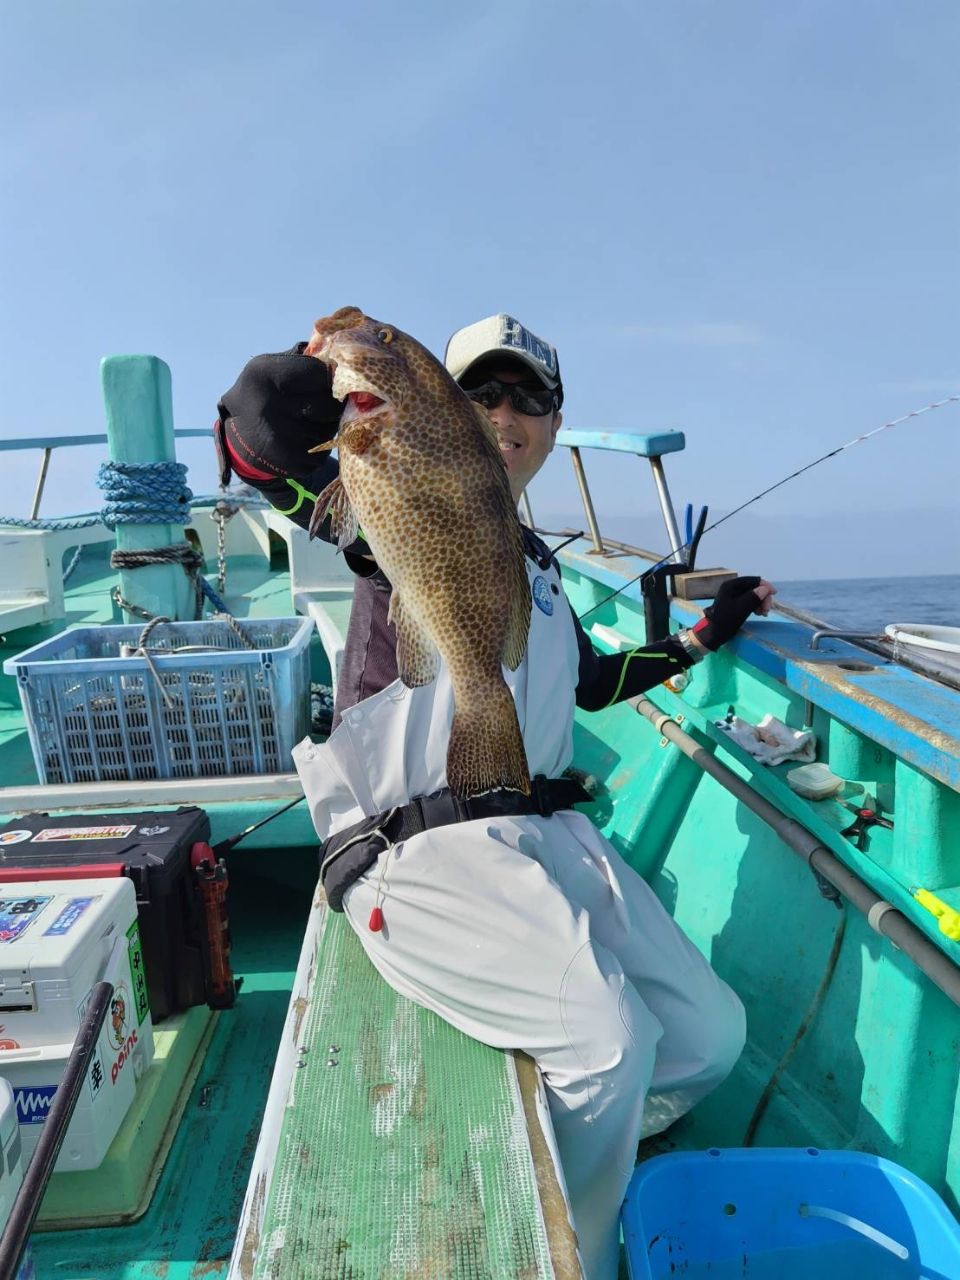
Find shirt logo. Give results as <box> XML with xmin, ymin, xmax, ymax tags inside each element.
<box><xmin>532</xmin><ymin>576</ymin><xmax>554</xmax><ymax>616</ymax></box>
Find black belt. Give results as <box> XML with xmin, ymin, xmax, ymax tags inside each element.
<box><xmin>320</xmin><ymin>774</ymin><xmax>592</xmax><ymax>912</ymax></box>
<box><xmin>382</xmin><ymin>774</ymin><xmax>592</xmax><ymax>843</ymax></box>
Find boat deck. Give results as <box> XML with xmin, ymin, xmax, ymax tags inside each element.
<box><xmin>2</xmin><ymin>510</ymin><xmax>957</xmax><ymax>1276</ymax></box>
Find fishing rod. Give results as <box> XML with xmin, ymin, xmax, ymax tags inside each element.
<box><xmin>576</xmin><ymin>393</ymin><xmax>960</xmax><ymax>623</ymax></box>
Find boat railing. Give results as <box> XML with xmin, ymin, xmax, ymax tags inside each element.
<box><xmin>534</xmin><ymin>427</ymin><xmax>687</xmax><ymax>561</ymax></box>
<box><xmin>1</xmin><ymin>425</ymin><xmax>683</xmax><ymax>543</ymax></box>
<box><xmin>0</xmin><ymin>429</ymin><xmax>211</xmax><ymax>519</ymax></box>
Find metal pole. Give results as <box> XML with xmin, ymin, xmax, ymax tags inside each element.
<box><xmin>646</xmin><ymin>456</ymin><xmax>684</xmax><ymax>564</ymax></box>
<box><xmin>518</xmin><ymin>490</ymin><xmax>535</xmax><ymax>529</ymax></box>
<box><xmin>568</xmin><ymin>447</ymin><xmax>604</xmax><ymax>554</ymax></box>
<box><xmin>811</xmin><ymin>629</ymin><xmax>885</xmax><ymax>651</ymax></box>
<box><xmin>29</xmin><ymin>448</ymin><xmax>52</xmax><ymax>520</ymax></box>
<box><xmin>0</xmin><ymin>981</ymin><xmax>113</xmax><ymax>1280</ymax></box>
<box><xmin>631</xmin><ymin>697</ymin><xmax>960</xmax><ymax>1007</ymax></box>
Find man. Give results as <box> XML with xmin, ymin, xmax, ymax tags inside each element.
<box><xmin>217</xmin><ymin>314</ymin><xmax>775</xmax><ymax>1279</ymax></box>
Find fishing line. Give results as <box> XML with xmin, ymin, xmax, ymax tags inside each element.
<box><xmin>576</xmin><ymin>394</ymin><xmax>960</xmax><ymax>623</ymax></box>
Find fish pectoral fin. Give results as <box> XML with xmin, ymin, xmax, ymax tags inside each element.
<box><xmin>501</xmin><ymin>550</ymin><xmax>532</xmax><ymax>672</ymax></box>
<box><xmin>388</xmin><ymin>594</ymin><xmax>440</xmax><ymax>687</ymax></box>
<box><xmin>309</xmin><ymin>476</ymin><xmax>358</xmax><ymax>547</ymax></box>
<box><xmin>307</xmin><ymin>436</ymin><xmax>340</xmax><ymax>454</ymax></box>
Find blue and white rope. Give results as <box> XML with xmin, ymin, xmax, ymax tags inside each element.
<box><xmin>62</xmin><ymin>546</ymin><xmax>83</xmax><ymax>583</ymax></box>
<box><xmin>0</xmin><ymin>513</ymin><xmax>102</xmax><ymax>530</ymax></box>
<box><xmin>97</xmin><ymin>460</ymin><xmax>193</xmax><ymax>530</ymax></box>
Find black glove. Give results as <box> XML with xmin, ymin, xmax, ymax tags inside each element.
<box><xmin>215</xmin><ymin>344</ymin><xmax>343</xmax><ymax>529</ymax></box>
<box><xmin>691</xmin><ymin>576</ymin><xmax>764</xmax><ymax>651</ymax></box>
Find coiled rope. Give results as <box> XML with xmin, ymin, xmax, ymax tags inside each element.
<box><xmin>0</xmin><ymin>464</ymin><xmax>268</xmax><ymax>604</ymax></box>
<box><xmin>97</xmin><ymin>460</ymin><xmax>193</xmax><ymax>529</ymax></box>
<box><xmin>95</xmin><ymin>459</ymin><xmax>228</xmax><ymax>621</ymax></box>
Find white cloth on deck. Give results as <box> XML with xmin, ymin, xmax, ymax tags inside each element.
<box><xmin>715</xmin><ymin>714</ymin><xmax>816</xmax><ymax>766</ymax></box>
<box><xmin>293</xmin><ymin>552</ymin><xmax>745</xmax><ymax>1280</ymax></box>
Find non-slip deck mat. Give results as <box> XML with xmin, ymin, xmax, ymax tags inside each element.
<box><xmin>253</xmin><ymin>909</ymin><xmax>571</xmax><ymax>1279</ymax></box>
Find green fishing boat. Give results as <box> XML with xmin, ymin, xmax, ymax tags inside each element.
<box><xmin>0</xmin><ymin>354</ymin><xmax>957</xmax><ymax>1278</ymax></box>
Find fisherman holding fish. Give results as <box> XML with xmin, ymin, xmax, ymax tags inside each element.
<box><xmin>218</xmin><ymin>313</ymin><xmax>775</xmax><ymax>1280</ymax></box>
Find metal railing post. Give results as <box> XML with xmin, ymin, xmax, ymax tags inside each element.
<box><xmin>568</xmin><ymin>446</ymin><xmax>604</xmax><ymax>553</ymax></box>
<box><xmin>646</xmin><ymin>455</ymin><xmax>684</xmax><ymax>563</ymax></box>
<box><xmin>518</xmin><ymin>490</ymin><xmax>535</xmax><ymax>529</ymax></box>
<box><xmin>29</xmin><ymin>447</ymin><xmax>52</xmax><ymax>520</ymax></box>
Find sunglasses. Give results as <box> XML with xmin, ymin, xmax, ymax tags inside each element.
<box><xmin>462</xmin><ymin>377</ymin><xmax>557</xmax><ymax>417</ymax></box>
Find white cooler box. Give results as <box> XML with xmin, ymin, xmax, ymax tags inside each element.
<box><xmin>0</xmin><ymin>1077</ymin><xmax>33</xmax><ymax>1278</ymax></box>
<box><xmin>0</xmin><ymin>878</ymin><xmax>155</xmax><ymax>1172</ymax></box>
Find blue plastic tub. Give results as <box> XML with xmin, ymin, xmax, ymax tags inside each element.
<box><xmin>622</xmin><ymin>1148</ymin><xmax>960</xmax><ymax>1279</ymax></box>
<box><xmin>3</xmin><ymin>617</ymin><xmax>314</xmax><ymax>783</ymax></box>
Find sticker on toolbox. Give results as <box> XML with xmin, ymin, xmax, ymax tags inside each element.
<box><xmin>108</xmin><ymin>983</ymin><xmax>131</xmax><ymax>1050</ymax></box>
<box><xmin>0</xmin><ymin>897</ymin><xmax>52</xmax><ymax>942</ymax></box>
<box><xmin>106</xmin><ymin>981</ymin><xmax>141</xmax><ymax>1085</ymax></box>
<box><xmin>127</xmin><ymin>920</ymin><xmax>150</xmax><ymax>1025</ymax></box>
<box><xmin>0</xmin><ymin>830</ymin><xmax>33</xmax><ymax>845</ymax></box>
<box><xmin>15</xmin><ymin>1086</ymin><xmax>56</xmax><ymax>1126</ymax></box>
<box><xmin>138</xmin><ymin>825</ymin><xmax>170</xmax><ymax>836</ymax></box>
<box><xmin>88</xmin><ymin>1053</ymin><xmax>105</xmax><ymax>1097</ymax></box>
<box><xmin>77</xmin><ymin>988</ymin><xmax>106</xmax><ymax>1099</ymax></box>
<box><xmin>31</xmin><ymin>825</ymin><xmax>136</xmax><ymax>842</ymax></box>
<box><xmin>43</xmin><ymin>896</ymin><xmax>99</xmax><ymax>937</ymax></box>
<box><xmin>0</xmin><ymin>1025</ymin><xmax>21</xmax><ymax>1050</ymax></box>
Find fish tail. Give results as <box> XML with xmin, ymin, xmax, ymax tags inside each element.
<box><xmin>447</xmin><ymin>679</ymin><xmax>531</xmax><ymax>799</ymax></box>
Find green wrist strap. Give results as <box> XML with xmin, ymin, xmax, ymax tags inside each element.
<box><xmin>602</xmin><ymin>647</ymin><xmax>677</xmax><ymax>710</ymax></box>
<box><xmin>275</xmin><ymin>478</ymin><xmax>368</xmax><ymax>543</ymax></box>
<box><xmin>274</xmin><ymin>478</ymin><xmax>319</xmax><ymax>517</ymax></box>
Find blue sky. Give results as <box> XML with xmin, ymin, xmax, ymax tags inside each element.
<box><xmin>1</xmin><ymin>1</ymin><xmax>957</xmax><ymax>579</ymax></box>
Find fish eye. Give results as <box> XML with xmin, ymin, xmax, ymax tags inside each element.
<box><xmin>377</xmin><ymin>327</ymin><xmax>394</xmax><ymax>344</ymax></box>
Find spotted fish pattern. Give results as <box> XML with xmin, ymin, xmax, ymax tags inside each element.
<box><xmin>306</xmin><ymin>307</ymin><xmax>532</xmax><ymax>798</ymax></box>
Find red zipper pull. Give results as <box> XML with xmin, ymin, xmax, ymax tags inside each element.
<box><xmin>368</xmin><ymin>906</ymin><xmax>384</xmax><ymax>932</ymax></box>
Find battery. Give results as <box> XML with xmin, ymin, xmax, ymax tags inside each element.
<box><xmin>0</xmin><ymin>877</ymin><xmax>155</xmax><ymax>1172</ymax></box>
<box><xmin>0</xmin><ymin>807</ymin><xmax>211</xmax><ymax>1022</ymax></box>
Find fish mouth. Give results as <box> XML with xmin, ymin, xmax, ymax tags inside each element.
<box><xmin>341</xmin><ymin>389</ymin><xmax>389</xmax><ymax>425</ymax></box>
<box><xmin>325</xmin><ymin>355</ymin><xmax>396</xmax><ymax>424</ymax></box>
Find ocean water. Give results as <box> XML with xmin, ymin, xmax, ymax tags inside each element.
<box><xmin>778</xmin><ymin>574</ymin><xmax>960</xmax><ymax>631</ymax></box>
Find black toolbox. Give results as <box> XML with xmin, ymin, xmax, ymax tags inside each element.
<box><xmin>0</xmin><ymin>806</ymin><xmax>210</xmax><ymax>1021</ymax></box>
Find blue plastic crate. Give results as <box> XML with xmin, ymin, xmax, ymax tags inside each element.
<box><xmin>3</xmin><ymin>617</ymin><xmax>314</xmax><ymax>784</ymax></box>
<box><xmin>622</xmin><ymin>1148</ymin><xmax>960</xmax><ymax>1279</ymax></box>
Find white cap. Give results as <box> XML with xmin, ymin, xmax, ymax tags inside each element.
<box><xmin>444</xmin><ymin>314</ymin><xmax>562</xmax><ymax>394</ymax></box>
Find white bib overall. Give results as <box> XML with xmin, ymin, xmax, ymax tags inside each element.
<box><xmin>294</xmin><ymin>554</ymin><xmax>745</xmax><ymax>1280</ymax></box>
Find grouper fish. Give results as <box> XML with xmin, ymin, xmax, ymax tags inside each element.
<box><xmin>305</xmin><ymin>306</ymin><xmax>532</xmax><ymax>799</ymax></box>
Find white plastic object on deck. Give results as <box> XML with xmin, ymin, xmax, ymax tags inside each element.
<box><xmin>787</xmin><ymin>762</ymin><xmax>845</xmax><ymax>800</ymax></box>
<box><xmin>885</xmin><ymin>624</ymin><xmax>960</xmax><ymax>675</ymax></box>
